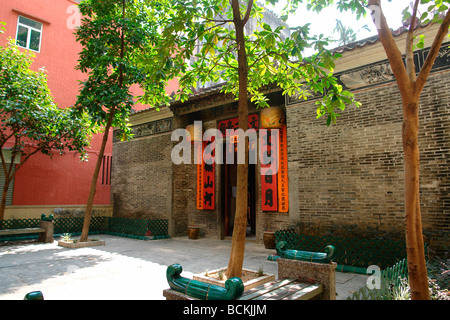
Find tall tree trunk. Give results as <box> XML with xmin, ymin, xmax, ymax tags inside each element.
<box><xmin>402</xmin><ymin>98</ymin><xmax>430</xmax><ymax>300</ymax></box>
<box><xmin>80</xmin><ymin>0</ymin><xmax>126</xmax><ymax>242</ymax></box>
<box><xmin>80</xmin><ymin>109</ymin><xmax>115</xmax><ymax>242</ymax></box>
<box><xmin>365</xmin><ymin>0</ymin><xmax>449</xmax><ymax>300</ymax></box>
<box><xmin>225</xmin><ymin>0</ymin><xmax>251</xmax><ymax>279</ymax></box>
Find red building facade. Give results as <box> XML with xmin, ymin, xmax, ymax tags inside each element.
<box><xmin>0</xmin><ymin>0</ymin><xmax>111</xmax><ymax>211</ymax></box>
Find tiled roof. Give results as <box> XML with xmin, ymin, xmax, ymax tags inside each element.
<box><xmin>133</xmin><ymin>24</ymin><xmax>431</xmax><ymax>115</ymax></box>
<box><xmin>333</xmin><ymin>22</ymin><xmax>432</xmax><ymax>53</ymax></box>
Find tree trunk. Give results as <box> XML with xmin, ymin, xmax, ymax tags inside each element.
<box><xmin>366</xmin><ymin>0</ymin><xmax>440</xmax><ymax>300</ymax></box>
<box><xmin>225</xmin><ymin>0</ymin><xmax>250</xmax><ymax>279</ymax></box>
<box><xmin>402</xmin><ymin>99</ymin><xmax>430</xmax><ymax>300</ymax></box>
<box><xmin>79</xmin><ymin>108</ymin><xmax>115</xmax><ymax>242</ymax></box>
<box><xmin>0</xmin><ymin>179</ymin><xmax>10</xmax><ymax>226</ymax></box>
<box><xmin>80</xmin><ymin>0</ymin><xmax>125</xmax><ymax>243</ymax></box>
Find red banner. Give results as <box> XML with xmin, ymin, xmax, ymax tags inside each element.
<box><xmin>277</xmin><ymin>125</ymin><xmax>289</xmax><ymax>212</ymax></box>
<box><xmin>196</xmin><ymin>142</ymin><xmax>204</xmax><ymax>210</ymax></box>
<box><xmin>202</xmin><ymin>139</ymin><xmax>215</xmax><ymax>210</ymax></box>
<box><xmin>218</xmin><ymin>114</ymin><xmax>259</xmax><ymax>136</ymax></box>
<box><xmin>260</xmin><ymin>129</ymin><xmax>278</xmax><ymax>212</ymax></box>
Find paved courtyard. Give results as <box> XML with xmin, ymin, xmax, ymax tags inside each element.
<box><xmin>0</xmin><ymin>235</ymin><xmax>369</xmax><ymax>300</ymax></box>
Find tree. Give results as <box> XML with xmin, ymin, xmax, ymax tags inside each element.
<box><xmin>284</xmin><ymin>0</ymin><xmax>450</xmax><ymax>300</ymax></box>
<box><xmin>332</xmin><ymin>19</ymin><xmax>369</xmax><ymax>46</ymax></box>
<box><xmin>75</xmin><ymin>0</ymin><xmax>172</xmax><ymax>242</ymax></box>
<box><xmin>154</xmin><ymin>0</ymin><xmax>360</xmax><ymax>278</ymax></box>
<box><xmin>369</xmin><ymin>0</ymin><xmax>449</xmax><ymax>301</ymax></box>
<box><xmin>0</xmin><ymin>39</ymin><xmax>90</xmax><ymax>222</ymax></box>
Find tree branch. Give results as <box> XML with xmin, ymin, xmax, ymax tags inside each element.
<box><xmin>242</xmin><ymin>0</ymin><xmax>254</xmax><ymax>25</ymax></box>
<box><xmin>368</xmin><ymin>0</ymin><xmax>412</xmax><ymax>99</ymax></box>
<box><xmin>416</xmin><ymin>9</ymin><xmax>450</xmax><ymax>93</ymax></box>
<box><xmin>406</xmin><ymin>0</ymin><xmax>420</xmax><ymax>82</ymax></box>
<box><xmin>0</xmin><ymin>149</ymin><xmax>8</xmax><ymax>177</ymax></box>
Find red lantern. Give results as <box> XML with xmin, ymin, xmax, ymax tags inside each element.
<box><xmin>260</xmin><ymin>107</ymin><xmax>285</xmax><ymax>129</ymax></box>
<box><xmin>186</xmin><ymin>124</ymin><xmax>202</xmax><ymax>143</ymax></box>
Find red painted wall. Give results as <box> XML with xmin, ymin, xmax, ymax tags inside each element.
<box><xmin>0</xmin><ymin>1</ymin><xmax>121</xmax><ymax>205</ymax></box>
<box><xmin>0</xmin><ymin>0</ymin><xmax>112</xmax><ymax>205</ymax></box>
<box><xmin>1</xmin><ymin>0</ymin><xmax>178</xmax><ymax>206</ymax></box>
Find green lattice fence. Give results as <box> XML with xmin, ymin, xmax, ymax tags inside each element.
<box><xmin>275</xmin><ymin>228</ymin><xmax>407</xmax><ymax>269</ymax></box>
<box><xmin>0</xmin><ymin>217</ymin><xmax>169</xmax><ymax>241</ymax></box>
<box><xmin>0</xmin><ymin>218</ymin><xmax>42</xmax><ymax>241</ymax></box>
<box><xmin>0</xmin><ymin>218</ymin><xmax>41</xmax><ymax>229</ymax></box>
<box><xmin>147</xmin><ymin>219</ymin><xmax>169</xmax><ymax>237</ymax></box>
<box><xmin>53</xmin><ymin>217</ymin><xmax>107</xmax><ymax>234</ymax></box>
<box><xmin>347</xmin><ymin>258</ymin><xmax>409</xmax><ymax>300</ymax></box>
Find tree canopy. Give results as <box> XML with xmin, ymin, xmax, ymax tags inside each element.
<box><xmin>150</xmin><ymin>0</ymin><xmax>361</xmax><ymax>126</ymax></box>
<box><xmin>0</xmin><ymin>39</ymin><xmax>91</xmax><ymax>221</ymax></box>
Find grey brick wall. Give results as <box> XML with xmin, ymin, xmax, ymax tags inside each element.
<box><xmin>286</xmin><ymin>70</ymin><xmax>450</xmax><ymax>251</ymax></box>
<box><xmin>111</xmin><ymin>65</ymin><xmax>449</xmax><ymax>251</ymax></box>
<box><xmin>112</xmin><ymin>133</ymin><xmax>173</xmax><ymax>222</ymax></box>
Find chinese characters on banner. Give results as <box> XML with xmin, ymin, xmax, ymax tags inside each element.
<box><xmin>260</xmin><ymin>129</ymin><xmax>278</xmax><ymax>211</ymax></box>
<box><xmin>277</xmin><ymin>125</ymin><xmax>289</xmax><ymax>212</ymax></box>
<box><xmin>196</xmin><ymin>142</ymin><xmax>204</xmax><ymax>210</ymax></box>
<box><xmin>202</xmin><ymin>139</ymin><xmax>215</xmax><ymax>210</ymax></box>
<box><xmin>218</xmin><ymin>114</ymin><xmax>259</xmax><ymax>136</ymax></box>
<box><xmin>218</xmin><ymin>114</ymin><xmax>259</xmax><ymax>157</ymax></box>
<box><xmin>197</xmin><ymin>114</ymin><xmax>288</xmax><ymax>212</ymax></box>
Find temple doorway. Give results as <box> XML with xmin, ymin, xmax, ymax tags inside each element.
<box><xmin>221</xmin><ymin>144</ymin><xmax>256</xmax><ymax>238</ymax></box>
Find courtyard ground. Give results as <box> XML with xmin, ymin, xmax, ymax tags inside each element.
<box><xmin>0</xmin><ymin>234</ymin><xmax>369</xmax><ymax>300</ymax></box>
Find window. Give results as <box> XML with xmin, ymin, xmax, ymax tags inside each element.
<box><xmin>16</xmin><ymin>16</ymin><xmax>43</xmax><ymax>52</ymax></box>
<box><xmin>101</xmin><ymin>155</ymin><xmax>112</xmax><ymax>186</ymax></box>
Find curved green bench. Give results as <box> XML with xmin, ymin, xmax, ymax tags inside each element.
<box><xmin>24</xmin><ymin>291</ymin><xmax>44</xmax><ymax>300</ymax></box>
<box><xmin>166</xmin><ymin>264</ymin><xmax>244</xmax><ymax>300</ymax></box>
<box><xmin>276</xmin><ymin>241</ymin><xmax>336</xmax><ymax>263</ymax></box>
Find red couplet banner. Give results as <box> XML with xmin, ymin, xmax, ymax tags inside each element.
<box><xmin>196</xmin><ymin>142</ymin><xmax>204</xmax><ymax>210</ymax></box>
<box><xmin>277</xmin><ymin>125</ymin><xmax>289</xmax><ymax>212</ymax></box>
<box><xmin>260</xmin><ymin>129</ymin><xmax>278</xmax><ymax>212</ymax></box>
<box><xmin>202</xmin><ymin>139</ymin><xmax>215</xmax><ymax>210</ymax></box>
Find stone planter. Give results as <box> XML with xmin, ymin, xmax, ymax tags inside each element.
<box><xmin>193</xmin><ymin>268</ymin><xmax>275</xmax><ymax>291</ymax></box>
<box><xmin>187</xmin><ymin>226</ymin><xmax>199</xmax><ymax>239</ymax></box>
<box><xmin>263</xmin><ymin>231</ymin><xmax>276</xmax><ymax>249</ymax></box>
<box><xmin>58</xmin><ymin>239</ymin><xmax>105</xmax><ymax>249</ymax></box>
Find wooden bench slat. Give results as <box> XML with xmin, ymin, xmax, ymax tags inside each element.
<box><xmin>281</xmin><ymin>283</ymin><xmax>323</xmax><ymax>300</ymax></box>
<box><xmin>252</xmin><ymin>281</ymin><xmax>313</xmax><ymax>300</ymax></box>
<box><xmin>0</xmin><ymin>228</ymin><xmax>45</xmax><ymax>236</ymax></box>
<box><xmin>239</xmin><ymin>279</ymin><xmax>297</xmax><ymax>300</ymax></box>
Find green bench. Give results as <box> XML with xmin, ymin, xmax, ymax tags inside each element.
<box><xmin>163</xmin><ymin>261</ymin><xmax>330</xmax><ymax>300</ymax></box>
<box><xmin>238</xmin><ymin>278</ymin><xmax>323</xmax><ymax>300</ymax></box>
<box><xmin>0</xmin><ymin>215</ymin><xmax>54</xmax><ymax>243</ymax></box>
<box><xmin>0</xmin><ymin>227</ymin><xmax>46</xmax><ymax>236</ymax></box>
<box><xmin>163</xmin><ymin>263</ymin><xmax>244</xmax><ymax>300</ymax></box>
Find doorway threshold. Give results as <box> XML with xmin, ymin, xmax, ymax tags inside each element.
<box><xmin>224</xmin><ymin>235</ymin><xmax>257</xmax><ymax>243</ymax></box>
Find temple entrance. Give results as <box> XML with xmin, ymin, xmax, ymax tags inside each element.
<box><xmin>221</xmin><ymin>145</ymin><xmax>256</xmax><ymax>238</ymax></box>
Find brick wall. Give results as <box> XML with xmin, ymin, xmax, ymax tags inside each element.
<box><xmin>286</xmin><ymin>70</ymin><xmax>450</xmax><ymax>251</ymax></box>
<box><xmin>112</xmin><ymin>133</ymin><xmax>173</xmax><ymax>223</ymax></box>
<box><xmin>171</xmin><ymin>156</ymin><xmax>221</xmax><ymax>238</ymax></box>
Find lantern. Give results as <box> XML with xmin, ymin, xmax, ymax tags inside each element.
<box><xmin>186</xmin><ymin>123</ymin><xmax>202</xmax><ymax>143</ymax></box>
<box><xmin>260</xmin><ymin>107</ymin><xmax>286</xmax><ymax>129</ymax></box>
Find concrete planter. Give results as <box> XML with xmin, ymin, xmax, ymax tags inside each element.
<box><xmin>58</xmin><ymin>239</ymin><xmax>105</xmax><ymax>249</ymax></box>
<box><xmin>193</xmin><ymin>268</ymin><xmax>275</xmax><ymax>291</ymax></box>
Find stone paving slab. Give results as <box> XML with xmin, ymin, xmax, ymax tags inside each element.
<box><xmin>0</xmin><ymin>235</ymin><xmax>369</xmax><ymax>300</ymax></box>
